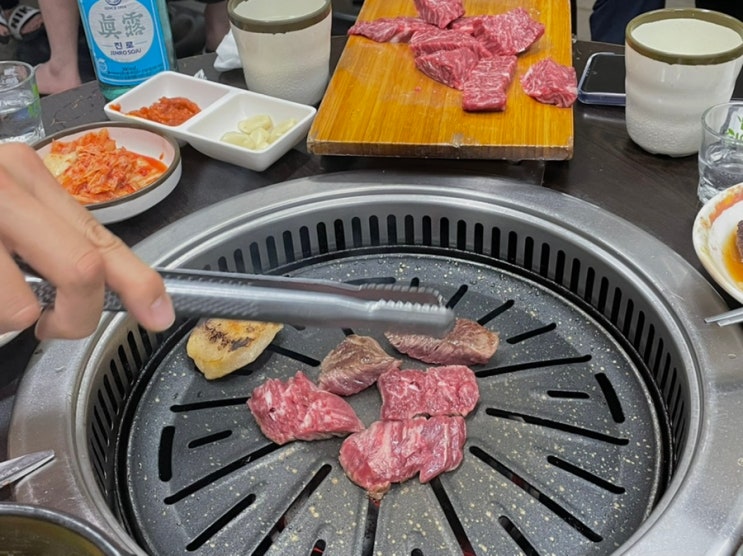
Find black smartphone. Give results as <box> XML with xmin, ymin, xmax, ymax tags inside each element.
<box><xmin>578</xmin><ymin>52</ymin><xmax>626</xmax><ymax>106</ymax></box>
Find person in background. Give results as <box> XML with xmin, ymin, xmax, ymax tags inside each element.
<box><xmin>32</xmin><ymin>0</ymin><xmax>228</xmax><ymax>96</ymax></box>
<box><xmin>590</xmin><ymin>0</ymin><xmax>665</xmax><ymax>44</ymax></box>
<box><xmin>34</xmin><ymin>0</ymin><xmax>81</xmax><ymax>96</ymax></box>
<box><xmin>695</xmin><ymin>1</ymin><xmax>743</xmax><ymax>21</ymax></box>
<box><xmin>0</xmin><ymin>0</ymin><xmax>43</xmax><ymax>43</ymax></box>
<box><xmin>203</xmin><ymin>1</ymin><xmax>229</xmax><ymax>53</ymax></box>
<box><xmin>0</xmin><ymin>143</ymin><xmax>175</xmax><ymax>339</ymax></box>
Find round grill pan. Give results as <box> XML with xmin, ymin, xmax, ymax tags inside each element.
<box><xmin>9</xmin><ymin>172</ymin><xmax>743</xmax><ymax>556</ymax></box>
<box><xmin>117</xmin><ymin>249</ymin><xmax>669</xmax><ymax>555</ymax></box>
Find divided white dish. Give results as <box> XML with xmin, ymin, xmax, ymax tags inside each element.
<box><xmin>103</xmin><ymin>71</ymin><xmax>317</xmax><ymax>172</ymax></box>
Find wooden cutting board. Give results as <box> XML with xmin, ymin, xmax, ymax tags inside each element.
<box><xmin>307</xmin><ymin>0</ymin><xmax>574</xmax><ymax>160</ymax></box>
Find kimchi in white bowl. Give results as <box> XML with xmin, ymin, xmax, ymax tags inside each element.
<box><xmin>34</xmin><ymin>122</ymin><xmax>182</xmax><ymax>224</ymax></box>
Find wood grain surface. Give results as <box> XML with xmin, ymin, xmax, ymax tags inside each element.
<box><xmin>307</xmin><ymin>0</ymin><xmax>574</xmax><ymax>160</ymax></box>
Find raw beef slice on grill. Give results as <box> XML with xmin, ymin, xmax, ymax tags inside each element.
<box><xmin>409</xmin><ymin>28</ymin><xmax>491</xmax><ymax>59</ymax></box>
<box><xmin>414</xmin><ymin>47</ymin><xmax>479</xmax><ymax>90</ymax></box>
<box><xmin>318</xmin><ymin>334</ymin><xmax>402</xmax><ymax>396</ymax></box>
<box><xmin>347</xmin><ymin>17</ymin><xmax>433</xmax><ymax>43</ymax></box>
<box><xmin>413</xmin><ymin>0</ymin><xmax>465</xmax><ymax>29</ymax></box>
<box><xmin>247</xmin><ymin>371</ymin><xmax>364</xmax><ymax>445</ymax></box>
<box><xmin>339</xmin><ymin>415</ymin><xmax>467</xmax><ymax>499</ymax></box>
<box><xmin>378</xmin><ymin>365</ymin><xmax>479</xmax><ymax>420</ymax></box>
<box><xmin>385</xmin><ymin>317</ymin><xmax>499</xmax><ymax>365</ymax></box>
<box><xmin>472</xmin><ymin>8</ymin><xmax>545</xmax><ymax>56</ymax></box>
<box><xmin>520</xmin><ymin>57</ymin><xmax>578</xmax><ymax>108</ymax></box>
<box><xmin>462</xmin><ymin>55</ymin><xmax>518</xmax><ymax>112</ymax></box>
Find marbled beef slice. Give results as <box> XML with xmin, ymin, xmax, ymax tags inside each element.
<box><xmin>385</xmin><ymin>317</ymin><xmax>499</xmax><ymax>365</ymax></box>
<box><xmin>347</xmin><ymin>16</ymin><xmax>433</xmax><ymax>43</ymax></box>
<box><xmin>409</xmin><ymin>28</ymin><xmax>491</xmax><ymax>59</ymax></box>
<box><xmin>378</xmin><ymin>364</ymin><xmax>480</xmax><ymax>420</ymax></box>
<box><xmin>414</xmin><ymin>47</ymin><xmax>479</xmax><ymax>90</ymax></box>
<box><xmin>318</xmin><ymin>334</ymin><xmax>402</xmax><ymax>396</ymax></box>
<box><xmin>247</xmin><ymin>371</ymin><xmax>364</xmax><ymax>445</ymax></box>
<box><xmin>520</xmin><ymin>57</ymin><xmax>578</xmax><ymax>108</ymax></box>
<box><xmin>338</xmin><ymin>416</ymin><xmax>467</xmax><ymax>499</ymax></box>
<box><xmin>462</xmin><ymin>55</ymin><xmax>518</xmax><ymax>112</ymax></box>
<box><xmin>413</xmin><ymin>0</ymin><xmax>465</xmax><ymax>29</ymax></box>
<box><xmin>472</xmin><ymin>8</ymin><xmax>545</xmax><ymax>56</ymax></box>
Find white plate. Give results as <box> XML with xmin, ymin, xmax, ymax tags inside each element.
<box><xmin>103</xmin><ymin>71</ymin><xmax>317</xmax><ymax>172</ymax></box>
<box><xmin>692</xmin><ymin>182</ymin><xmax>743</xmax><ymax>304</ymax></box>
<box><xmin>35</xmin><ymin>122</ymin><xmax>182</xmax><ymax>224</ymax></box>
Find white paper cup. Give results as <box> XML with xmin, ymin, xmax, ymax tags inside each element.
<box><xmin>227</xmin><ymin>0</ymin><xmax>332</xmax><ymax>106</ymax></box>
<box><xmin>625</xmin><ymin>9</ymin><xmax>743</xmax><ymax>157</ymax></box>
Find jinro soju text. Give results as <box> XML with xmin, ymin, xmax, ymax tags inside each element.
<box><xmin>77</xmin><ymin>0</ymin><xmax>177</xmax><ymax>100</ymax></box>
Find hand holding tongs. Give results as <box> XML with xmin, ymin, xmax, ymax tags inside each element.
<box><xmin>25</xmin><ymin>268</ymin><xmax>455</xmax><ymax>337</ymax></box>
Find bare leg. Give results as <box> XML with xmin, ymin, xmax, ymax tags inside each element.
<box><xmin>34</xmin><ymin>0</ymin><xmax>81</xmax><ymax>95</ymax></box>
<box><xmin>204</xmin><ymin>1</ymin><xmax>228</xmax><ymax>52</ymax></box>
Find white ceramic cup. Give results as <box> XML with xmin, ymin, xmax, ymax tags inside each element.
<box><xmin>227</xmin><ymin>0</ymin><xmax>332</xmax><ymax>106</ymax></box>
<box><xmin>625</xmin><ymin>9</ymin><xmax>743</xmax><ymax>157</ymax></box>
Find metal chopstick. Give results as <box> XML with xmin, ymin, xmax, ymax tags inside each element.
<box><xmin>0</xmin><ymin>450</ymin><xmax>55</xmax><ymax>488</ymax></box>
<box><xmin>705</xmin><ymin>307</ymin><xmax>743</xmax><ymax>327</ymax></box>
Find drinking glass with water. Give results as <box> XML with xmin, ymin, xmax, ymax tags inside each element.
<box><xmin>698</xmin><ymin>101</ymin><xmax>743</xmax><ymax>204</ymax></box>
<box><xmin>0</xmin><ymin>61</ymin><xmax>44</xmax><ymax>145</ymax></box>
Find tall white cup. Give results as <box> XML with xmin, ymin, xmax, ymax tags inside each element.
<box><xmin>625</xmin><ymin>9</ymin><xmax>743</xmax><ymax>157</ymax></box>
<box><xmin>227</xmin><ymin>0</ymin><xmax>332</xmax><ymax>106</ymax></box>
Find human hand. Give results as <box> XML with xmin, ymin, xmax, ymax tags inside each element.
<box><xmin>0</xmin><ymin>143</ymin><xmax>175</xmax><ymax>339</ymax></box>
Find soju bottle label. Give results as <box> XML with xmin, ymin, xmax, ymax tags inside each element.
<box><xmin>79</xmin><ymin>0</ymin><xmax>171</xmax><ymax>86</ymax></box>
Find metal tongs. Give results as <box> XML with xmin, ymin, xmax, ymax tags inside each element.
<box><xmin>0</xmin><ymin>450</ymin><xmax>54</xmax><ymax>489</ymax></box>
<box><xmin>705</xmin><ymin>307</ymin><xmax>743</xmax><ymax>327</ymax></box>
<box><xmin>25</xmin><ymin>268</ymin><xmax>455</xmax><ymax>337</ymax></box>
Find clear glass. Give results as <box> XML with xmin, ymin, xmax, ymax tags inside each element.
<box><xmin>0</xmin><ymin>61</ymin><xmax>44</xmax><ymax>145</ymax></box>
<box><xmin>698</xmin><ymin>101</ymin><xmax>743</xmax><ymax>204</ymax></box>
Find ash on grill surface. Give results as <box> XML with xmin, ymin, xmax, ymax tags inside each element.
<box><xmin>115</xmin><ymin>251</ymin><xmax>670</xmax><ymax>556</ymax></box>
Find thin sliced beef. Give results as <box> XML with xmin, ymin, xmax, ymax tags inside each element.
<box><xmin>413</xmin><ymin>0</ymin><xmax>465</xmax><ymax>29</ymax></box>
<box><xmin>520</xmin><ymin>57</ymin><xmax>578</xmax><ymax>108</ymax></box>
<box><xmin>462</xmin><ymin>55</ymin><xmax>518</xmax><ymax>112</ymax></box>
<box><xmin>409</xmin><ymin>28</ymin><xmax>491</xmax><ymax>59</ymax></box>
<box><xmin>472</xmin><ymin>8</ymin><xmax>545</xmax><ymax>56</ymax></box>
<box><xmin>318</xmin><ymin>334</ymin><xmax>402</xmax><ymax>396</ymax></box>
<box><xmin>339</xmin><ymin>415</ymin><xmax>466</xmax><ymax>499</ymax></box>
<box><xmin>385</xmin><ymin>317</ymin><xmax>499</xmax><ymax>365</ymax></box>
<box><xmin>414</xmin><ymin>47</ymin><xmax>479</xmax><ymax>90</ymax></box>
<box><xmin>247</xmin><ymin>371</ymin><xmax>364</xmax><ymax>445</ymax></box>
<box><xmin>347</xmin><ymin>16</ymin><xmax>433</xmax><ymax>43</ymax></box>
<box><xmin>378</xmin><ymin>365</ymin><xmax>479</xmax><ymax>420</ymax></box>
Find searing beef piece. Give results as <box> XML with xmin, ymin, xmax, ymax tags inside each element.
<box><xmin>378</xmin><ymin>365</ymin><xmax>479</xmax><ymax>420</ymax></box>
<box><xmin>462</xmin><ymin>55</ymin><xmax>518</xmax><ymax>112</ymax></box>
<box><xmin>318</xmin><ymin>334</ymin><xmax>402</xmax><ymax>396</ymax></box>
<box><xmin>385</xmin><ymin>318</ymin><xmax>499</xmax><ymax>365</ymax></box>
<box><xmin>409</xmin><ymin>28</ymin><xmax>491</xmax><ymax>59</ymax></box>
<box><xmin>339</xmin><ymin>415</ymin><xmax>467</xmax><ymax>499</ymax></box>
<box><xmin>347</xmin><ymin>17</ymin><xmax>433</xmax><ymax>43</ymax></box>
<box><xmin>472</xmin><ymin>8</ymin><xmax>545</xmax><ymax>56</ymax></box>
<box><xmin>414</xmin><ymin>47</ymin><xmax>479</xmax><ymax>90</ymax></box>
<box><xmin>520</xmin><ymin>57</ymin><xmax>578</xmax><ymax>108</ymax></box>
<box><xmin>413</xmin><ymin>0</ymin><xmax>465</xmax><ymax>29</ymax></box>
<box><xmin>737</xmin><ymin>221</ymin><xmax>743</xmax><ymax>261</ymax></box>
<box><xmin>247</xmin><ymin>371</ymin><xmax>364</xmax><ymax>445</ymax></box>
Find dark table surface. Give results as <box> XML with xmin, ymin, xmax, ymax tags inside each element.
<box><xmin>0</xmin><ymin>38</ymin><xmax>713</xmax><ymax>494</ymax></box>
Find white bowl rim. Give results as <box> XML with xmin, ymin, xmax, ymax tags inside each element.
<box><xmin>34</xmin><ymin>121</ymin><xmax>181</xmax><ymax>210</ymax></box>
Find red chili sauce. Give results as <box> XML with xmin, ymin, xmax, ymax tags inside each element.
<box><xmin>111</xmin><ymin>96</ymin><xmax>201</xmax><ymax>126</ymax></box>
